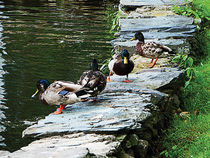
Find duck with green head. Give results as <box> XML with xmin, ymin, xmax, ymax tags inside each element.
<box><xmin>131</xmin><ymin>31</ymin><xmax>173</xmax><ymax>68</ymax></box>
<box><xmin>32</xmin><ymin>79</ymin><xmax>91</xmax><ymax>114</ymax></box>
<box><xmin>107</xmin><ymin>49</ymin><xmax>134</xmax><ymax>82</ymax></box>
<box><xmin>77</xmin><ymin>59</ymin><xmax>106</xmax><ymax>100</ymax></box>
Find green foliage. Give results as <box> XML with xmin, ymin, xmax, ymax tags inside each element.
<box><xmin>193</xmin><ymin>0</ymin><xmax>210</xmax><ymax>20</ymax></box>
<box><xmin>171</xmin><ymin>0</ymin><xmax>210</xmax><ymax>29</ymax></box>
<box><xmin>172</xmin><ymin>0</ymin><xmax>198</xmax><ymax>18</ymax></box>
<box><xmin>108</xmin><ymin>10</ymin><xmax>128</xmax><ymax>33</ymax></box>
<box><xmin>160</xmin><ymin>145</ymin><xmax>178</xmax><ymax>158</ymax></box>
<box><xmin>183</xmin><ymin>59</ymin><xmax>210</xmax><ymax>112</ymax></box>
<box><xmin>172</xmin><ymin>53</ymin><xmax>195</xmax><ymax>88</ymax></box>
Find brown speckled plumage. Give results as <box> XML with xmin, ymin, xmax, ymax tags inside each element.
<box><xmin>77</xmin><ymin>59</ymin><xmax>106</xmax><ymax>97</ymax></box>
<box><xmin>77</xmin><ymin>70</ymin><xmax>106</xmax><ymax>97</ymax></box>
<box><xmin>136</xmin><ymin>41</ymin><xmax>172</xmax><ymax>58</ymax></box>
<box><xmin>131</xmin><ymin>31</ymin><xmax>173</xmax><ymax>68</ymax></box>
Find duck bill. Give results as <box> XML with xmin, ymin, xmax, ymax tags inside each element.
<box><xmin>130</xmin><ymin>36</ymin><xmax>136</xmax><ymax>41</ymax></box>
<box><xmin>31</xmin><ymin>89</ymin><xmax>39</xmax><ymax>98</ymax></box>
<box><xmin>124</xmin><ymin>57</ymin><xmax>128</xmax><ymax>64</ymax></box>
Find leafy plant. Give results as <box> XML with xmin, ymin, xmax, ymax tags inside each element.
<box><xmin>108</xmin><ymin>10</ymin><xmax>128</xmax><ymax>33</ymax></box>
<box><xmin>160</xmin><ymin>145</ymin><xmax>178</xmax><ymax>158</ymax></box>
<box><xmin>171</xmin><ymin>0</ymin><xmax>210</xmax><ymax>29</ymax></box>
<box><xmin>172</xmin><ymin>0</ymin><xmax>198</xmax><ymax>18</ymax></box>
<box><xmin>172</xmin><ymin>53</ymin><xmax>195</xmax><ymax>88</ymax></box>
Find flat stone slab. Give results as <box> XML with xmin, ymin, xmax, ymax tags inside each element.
<box><xmin>130</xmin><ymin>54</ymin><xmax>172</xmax><ymax>72</ymax></box>
<box><xmin>23</xmin><ymin>68</ymin><xmax>183</xmax><ymax>138</ymax></box>
<box><xmin>23</xmin><ymin>89</ymin><xmax>155</xmax><ymax>138</ymax></box>
<box><xmin>1</xmin><ymin>133</ymin><xmax>120</xmax><ymax>158</ymax></box>
<box><xmin>107</xmin><ymin>68</ymin><xmax>184</xmax><ymax>90</ymax></box>
<box><xmin>119</xmin><ymin>15</ymin><xmax>195</xmax><ymax>32</ymax></box>
<box><xmin>128</xmin><ymin>6</ymin><xmax>175</xmax><ymax>17</ymax></box>
<box><xmin>121</xmin><ymin>0</ymin><xmax>164</xmax><ymax>6</ymax></box>
<box><xmin>120</xmin><ymin>0</ymin><xmax>187</xmax><ymax>7</ymax></box>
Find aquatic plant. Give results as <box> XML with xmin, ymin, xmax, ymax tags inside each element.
<box><xmin>108</xmin><ymin>10</ymin><xmax>128</xmax><ymax>33</ymax></box>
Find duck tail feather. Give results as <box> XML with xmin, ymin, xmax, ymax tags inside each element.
<box><xmin>160</xmin><ymin>45</ymin><xmax>174</xmax><ymax>54</ymax></box>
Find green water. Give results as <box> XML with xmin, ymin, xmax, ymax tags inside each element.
<box><xmin>0</xmin><ymin>0</ymin><xmax>117</xmax><ymax>151</ymax></box>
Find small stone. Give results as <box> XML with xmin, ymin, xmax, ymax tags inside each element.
<box><xmin>135</xmin><ymin>139</ymin><xmax>149</xmax><ymax>158</ymax></box>
<box><xmin>179</xmin><ymin>111</ymin><xmax>190</xmax><ymax>119</ymax></box>
<box><xmin>125</xmin><ymin>134</ymin><xmax>139</xmax><ymax>148</ymax></box>
<box><xmin>0</xmin><ymin>150</ymin><xmax>10</xmax><ymax>157</ymax></box>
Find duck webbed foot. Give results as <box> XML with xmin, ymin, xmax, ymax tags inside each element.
<box><xmin>107</xmin><ymin>77</ymin><xmax>112</xmax><ymax>82</ymax></box>
<box><xmin>51</xmin><ymin>105</ymin><xmax>66</xmax><ymax>115</ymax></box>
<box><xmin>123</xmin><ymin>75</ymin><xmax>132</xmax><ymax>83</ymax></box>
<box><xmin>149</xmin><ymin>57</ymin><xmax>158</xmax><ymax>68</ymax></box>
<box><xmin>123</xmin><ymin>79</ymin><xmax>132</xmax><ymax>83</ymax></box>
<box><xmin>107</xmin><ymin>72</ymin><xmax>113</xmax><ymax>82</ymax></box>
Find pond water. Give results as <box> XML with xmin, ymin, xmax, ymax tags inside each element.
<box><xmin>0</xmin><ymin>0</ymin><xmax>117</xmax><ymax>151</ymax></box>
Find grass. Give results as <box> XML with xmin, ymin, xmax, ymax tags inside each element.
<box><xmin>160</xmin><ymin>58</ymin><xmax>210</xmax><ymax>158</ymax></box>
<box><xmin>160</xmin><ymin>0</ymin><xmax>210</xmax><ymax>157</ymax></box>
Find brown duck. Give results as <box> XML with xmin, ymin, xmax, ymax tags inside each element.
<box><xmin>31</xmin><ymin>79</ymin><xmax>91</xmax><ymax>114</ymax></box>
<box><xmin>131</xmin><ymin>31</ymin><xmax>173</xmax><ymax>68</ymax></box>
<box><xmin>77</xmin><ymin>59</ymin><xmax>106</xmax><ymax>100</ymax></box>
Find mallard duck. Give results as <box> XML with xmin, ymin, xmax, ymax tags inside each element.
<box><xmin>77</xmin><ymin>59</ymin><xmax>106</xmax><ymax>100</ymax></box>
<box><xmin>131</xmin><ymin>31</ymin><xmax>173</xmax><ymax>68</ymax></box>
<box><xmin>107</xmin><ymin>49</ymin><xmax>134</xmax><ymax>82</ymax></box>
<box><xmin>31</xmin><ymin>79</ymin><xmax>92</xmax><ymax>114</ymax></box>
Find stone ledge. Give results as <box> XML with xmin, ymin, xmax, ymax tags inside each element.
<box><xmin>120</xmin><ymin>0</ymin><xmax>188</xmax><ymax>8</ymax></box>
<box><xmin>9</xmin><ymin>68</ymin><xmax>184</xmax><ymax>157</ymax></box>
<box><xmin>1</xmin><ymin>133</ymin><xmax>120</xmax><ymax>158</ymax></box>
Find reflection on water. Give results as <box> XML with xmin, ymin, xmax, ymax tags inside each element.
<box><xmin>0</xmin><ymin>1</ymin><xmax>8</xmax><ymax>147</ymax></box>
<box><xmin>0</xmin><ymin>0</ymin><xmax>117</xmax><ymax>151</ymax></box>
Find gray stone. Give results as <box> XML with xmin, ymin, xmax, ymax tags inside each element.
<box><xmin>120</xmin><ymin>0</ymin><xmax>164</xmax><ymax>7</ymax></box>
<box><xmin>119</xmin><ymin>15</ymin><xmax>195</xmax><ymax>32</ymax></box>
<box><xmin>22</xmin><ymin>90</ymin><xmax>156</xmax><ymax>138</ymax></box>
<box><xmin>2</xmin><ymin>133</ymin><xmax>120</xmax><ymax>158</ymax></box>
<box><xmin>22</xmin><ymin>68</ymin><xmax>183</xmax><ymax>139</ymax></box>
<box><xmin>0</xmin><ymin>125</ymin><xmax>6</xmax><ymax>133</ymax></box>
<box><xmin>0</xmin><ymin>135</ymin><xmax>5</xmax><ymax>142</ymax></box>
<box><xmin>108</xmin><ymin>68</ymin><xmax>184</xmax><ymax>90</ymax></box>
<box><xmin>0</xmin><ymin>110</ymin><xmax>6</xmax><ymax>121</ymax></box>
<box><xmin>125</xmin><ymin>134</ymin><xmax>139</xmax><ymax>148</ymax></box>
<box><xmin>135</xmin><ymin>139</ymin><xmax>149</xmax><ymax>158</ymax></box>
<box><xmin>130</xmin><ymin>5</ymin><xmax>174</xmax><ymax>17</ymax></box>
<box><xmin>120</xmin><ymin>0</ymin><xmax>188</xmax><ymax>7</ymax></box>
<box><xmin>0</xmin><ymin>105</ymin><xmax>8</xmax><ymax>110</ymax></box>
<box><xmin>0</xmin><ymin>150</ymin><xmax>10</xmax><ymax>157</ymax></box>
